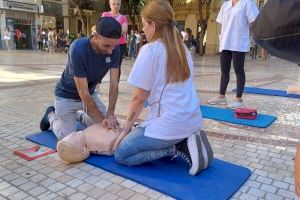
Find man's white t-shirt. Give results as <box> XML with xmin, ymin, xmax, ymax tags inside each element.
<box><xmin>128</xmin><ymin>41</ymin><xmax>202</xmax><ymax>140</ymax></box>
<box><xmin>216</xmin><ymin>0</ymin><xmax>259</xmax><ymax>52</ymax></box>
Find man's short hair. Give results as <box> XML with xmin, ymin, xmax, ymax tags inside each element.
<box><xmin>96</xmin><ymin>17</ymin><xmax>122</xmax><ymax>39</ymax></box>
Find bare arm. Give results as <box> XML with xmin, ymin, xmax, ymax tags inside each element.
<box><xmin>124</xmin><ymin>88</ymin><xmax>150</xmax><ymax>132</ymax></box>
<box><xmin>74</xmin><ymin>77</ymin><xmax>105</xmax><ymax>123</ymax></box>
<box><xmin>107</xmin><ymin>68</ymin><xmax>119</xmax><ymax>116</ymax></box>
<box><xmin>113</xmin><ymin>87</ymin><xmax>149</xmax><ymax>150</ymax></box>
<box><xmin>122</xmin><ymin>23</ymin><xmax>128</xmax><ymax>35</ymax></box>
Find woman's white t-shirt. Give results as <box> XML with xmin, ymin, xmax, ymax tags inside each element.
<box><xmin>128</xmin><ymin>41</ymin><xmax>202</xmax><ymax>140</ymax></box>
<box><xmin>216</xmin><ymin>0</ymin><xmax>259</xmax><ymax>52</ymax></box>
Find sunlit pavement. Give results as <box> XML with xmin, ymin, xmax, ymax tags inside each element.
<box><xmin>0</xmin><ymin>50</ymin><xmax>299</xmax><ymax>200</ymax></box>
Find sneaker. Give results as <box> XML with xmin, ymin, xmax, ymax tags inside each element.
<box><xmin>207</xmin><ymin>97</ymin><xmax>227</xmax><ymax>105</ymax></box>
<box><xmin>197</xmin><ymin>130</ymin><xmax>214</xmax><ymax>169</ymax></box>
<box><xmin>40</xmin><ymin>106</ymin><xmax>55</xmax><ymax>131</ymax></box>
<box><xmin>226</xmin><ymin>101</ymin><xmax>244</xmax><ymax>109</ymax></box>
<box><xmin>175</xmin><ymin>134</ymin><xmax>204</xmax><ymax>176</ymax></box>
<box><xmin>174</xmin><ymin>139</ymin><xmax>192</xmax><ymax>167</ymax></box>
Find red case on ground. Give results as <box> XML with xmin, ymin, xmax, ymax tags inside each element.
<box><xmin>234</xmin><ymin>108</ymin><xmax>257</xmax><ymax>120</ymax></box>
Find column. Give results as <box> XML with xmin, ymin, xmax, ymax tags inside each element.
<box><xmin>62</xmin><ymin>0</ymin><xmax>69</xmax><ymax>32</ymax></box>
<box><xmin>205</xmin><ymin>12</ymin><xmax>220</xmax><ymax>55</ymax></box>
<box><xmin>0</xmin><ymin>9</ymin><xmax>6</xmax><ymax>49</ymax></box>
<box><xmin>185</xmin><ymin>14</ymin><xmax>197</xmax><ymax>37</ymax></box>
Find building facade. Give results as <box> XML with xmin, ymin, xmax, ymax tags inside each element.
<box><xmin>0</xmin><ymin>0</ymin><xmax>68</xmax><ymax>50</ymax></box>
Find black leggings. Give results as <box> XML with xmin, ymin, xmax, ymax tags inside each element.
<box><xmin>118</xmin><ymin>44</ymin><xmax>127</xmax><ymax>81</ymax></box>
<box><xmin>219</xmin><ymin>50</ymin><xmax>246</xmax><ymax>98</ymax></box>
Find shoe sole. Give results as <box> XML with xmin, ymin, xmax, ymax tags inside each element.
<box><xmin>207</xmin><ymin>101</ymin><xmax>227</xmax><ymax>105</ymax></box>
<box><xmin>187</xmin><ymin>134</ymin><xmax>204</xmax><ymax>175</ymax></box>
<box><xmin>198</xmin><ymin>130</ymin><xmax>214</xmax><ymax>169</ymax></box>
<box><xmin>40</xmin><ymin>106</ymin><xmax>55</xmax><ymax>131</ymax></box>
<box><xmin>226</xmin><ymin>105</ymin><xmax>245</xmax><ymax>109</ymax></box>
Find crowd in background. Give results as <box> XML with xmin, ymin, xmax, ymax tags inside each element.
<box><xmin>35</xmin><ymin>25</ymin><xmax>269</xmax><ymax>61</ymax></box>
<box><xmin>35</xmin><ymin>28</ymin><xmax>75</xmax><ymax>53</ymax></box>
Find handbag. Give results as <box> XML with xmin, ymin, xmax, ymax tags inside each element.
<box><xmin>234</xmin><ymin>108</ymin><xmax>257</xmax><ymax>120</ymax></box>
<box><xmin>3</xmin><ymin>35</ymin><xmax>10</xmax><ymax>40</ymax></box>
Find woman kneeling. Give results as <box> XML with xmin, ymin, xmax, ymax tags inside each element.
<box><xmin>113</xmin><ymin>0</ymin><xmax>213</xmax><ymax>176</ymax></box>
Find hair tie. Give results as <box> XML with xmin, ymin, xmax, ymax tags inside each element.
<box><xmin>168</xmin><ymin>21</ymin><xmax>177</xmax><ymax>28</ymax></box>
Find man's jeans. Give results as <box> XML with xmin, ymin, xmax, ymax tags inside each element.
<box><xmin>49</xmin><ymin>93</ymin><xmax>106</xmax><ymax>140</ymax></box>
<box><xmin>114</xmin><ymin>127</ymin><xmax>182</xmax><ymax>166</ymax></box>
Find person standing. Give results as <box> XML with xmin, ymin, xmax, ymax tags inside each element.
<box><xmin>102</xmin><ymin>0</ymin><xmax>128</xmax><ymax>81</ymax></box>
<box><xmin>207</xmin><ymin>0</ymin><xmax>259</xmax><ymax>109</ymax></box>
<box><xmin>39</xmin><ymin>17</ymin><xmax>122</xmax><ymax>140</ymax></box>
<box><xmin>3</xmin><ymin>27</ymin><xmax>13</xmax><ymax>52</ymax></box>
<box><xmin>113</xmin><ymin>0</ymin><xmax>213</xmax><ymax>176</ymax></box>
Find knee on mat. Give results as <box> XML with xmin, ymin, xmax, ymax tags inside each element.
<box><xmin>114</xmin><ymin>147</ymin><xmax>131</xmax><ymax>166</ymax></box>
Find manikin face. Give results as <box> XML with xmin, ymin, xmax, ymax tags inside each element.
<box><xmin>94</xmin><ymin>34</ymin><xmax>119</xmax><ymax>54</ymax></box>
<box><xmin>142</xmin><ymin>17</ymin><xmax>155</xmax><ymax>42</ymax></box>
<box><xmin>110</xmin><ymin>0</ymin><xmax>121</xmax><ymax>14</ymax></box>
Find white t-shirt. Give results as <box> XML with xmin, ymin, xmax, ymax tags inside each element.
<box><xmin>135</xmin><ymin>33</ymin><xmax>141</xmax><ymax>44</ymax></box>
<box><xmin>128</xmin><ymin>41</ymin><xmax>202</xmax><ymax>140</ymax></box>
<box><xmin>216</xmin><ymin>0</ymin><xmax>259</xmax><ymax>52</ymax></box>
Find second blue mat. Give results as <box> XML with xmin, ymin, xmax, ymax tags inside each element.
<box><xmin>233</xmin><ymin>86</ymin><xmax>300</xmax><ymax>98</ymax></box>
<box><xmin>26</xmin><ymin>130</ymin><xmax>251</xmax><ymax>200</ymax></box>
<box><xmin>201</xmin><ymin>105</ymin><xmax>277</xmax><ymax>128</ymax></box>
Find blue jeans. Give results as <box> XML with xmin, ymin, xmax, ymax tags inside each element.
<box><xmin>114</xmin><ymin>127</ymin><xmax>182</xmax><ymax>166</ymax></box>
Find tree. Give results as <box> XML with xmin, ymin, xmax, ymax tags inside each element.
<box><xmin>70</xmin><ymin>0</ymin><xmax>93</xmax><ymax>35</ymax></box>
<box><xmin>122</xmin><ymin>0</ymin><xmax>145</xmax><ymax>29</ymax></box>
<box><xmin>198</xmin><ymin>0</ymin><xmax>213</xmax><ymax>56</ymax></box>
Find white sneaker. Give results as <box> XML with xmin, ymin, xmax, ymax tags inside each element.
<box><xmin>207</xmin><ymin>97</ymin><xmax>227</xmax><ymax>105</ymax></box>
<box><xmin>226</xmin><ymin>101</ymin><xmax>244</xmax><ymax>109</ymax></box>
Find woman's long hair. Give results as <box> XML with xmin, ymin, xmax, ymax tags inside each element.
<box><xmin>141</xmin><ymin>0</ymin><xmax>190</xmax><ymax>83</ymax></box>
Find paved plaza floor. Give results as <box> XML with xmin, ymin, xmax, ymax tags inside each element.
<box><xmin>0</xmin><ymin>50</ymin><xmax>299</xmax><ymax>200</ymax></box>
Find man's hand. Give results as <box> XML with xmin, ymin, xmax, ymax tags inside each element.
<box><xmin>100</xmin><ymin>113</ymin><xmax>118</xmax><ymax>131</ymax></box>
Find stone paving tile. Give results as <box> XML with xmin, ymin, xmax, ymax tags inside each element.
<box><xmin>56</xmin><ymin>187</ymin><xmax>77</xmax><ymax>198</ymax></box>
<box><xmin>0</xmin><ymin>51</ymin><xmax>299</xmax><ymax>199</ymax></box>
<box><xmin>68</xmin><ymin>192</ymin><xmax>87</xmax><ymax>200</ymax></box>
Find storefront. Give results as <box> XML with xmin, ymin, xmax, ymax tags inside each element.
<box><xmin>0</xmin><ymin>0</ymin><xmax>40</xmax><ymax>50</ymax></box>
<box><xmin>5</xmin><ymin>10</ymin><xmax>37</xmax><ymax>50</ymax></box>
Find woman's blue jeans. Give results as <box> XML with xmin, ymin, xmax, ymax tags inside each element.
<box><xmin>114</xmin><ymin>127</ymin><xmax>182</xmax><ymax>166</ymax></box>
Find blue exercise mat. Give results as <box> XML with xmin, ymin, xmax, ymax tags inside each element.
<box><xmin>233</xmin><ymin>86</ymin><xmax>300</xmax><ymax>98</ymax></box>
<box><xmin>26</xmin><ymin>130</ymin><xmax>251</xmax><ymax>200</ymax></box>
<box><xmin>201</xmin><ymin>105</ymin><xmax>277</xmax><ymax>128</ymax></box>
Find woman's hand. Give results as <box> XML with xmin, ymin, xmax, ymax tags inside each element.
<box><xmin>112</xmin><ymin>128</ymin><xmax>130</xmax><ymax>151</ymax></box>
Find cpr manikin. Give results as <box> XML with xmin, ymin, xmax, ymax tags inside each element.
<box><xmin>57</xmin><ymin>120</ymin><xmax>127</xmax><ymax>163</ymax></box>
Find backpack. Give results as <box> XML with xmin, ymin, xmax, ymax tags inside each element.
<box><xmin>250</xmin><ymin>0</ymin><xmax>300</xmax><ymax>64</ymax></box>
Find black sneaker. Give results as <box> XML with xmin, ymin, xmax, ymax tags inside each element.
<box><xmin>40</xmin><ymin>106</ymin><xmax>55</xmax><ymax>131</ymax></box>
<box><xmin>187</xmin><ymin>133</ymin><xmax>205</xmax><ymax>175</ymax></box>
<box><xmin>175</xmin><ymin>132</ymin><xmax>214</xmax><ymax>175</ymax></box>
<box><xmin>175</xmin><ymin>138</ymin><xmax>192</xmax><ymax>167</ymax></box>
<box><xmin>198</xmin><ymin>130</ymin><xmax>214</xmax><ymax>169</ymax></box>
<box><xmin>175</xmin><ymin>134</ymin><xmax>205</xmax><ymax>176</ymax></box>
